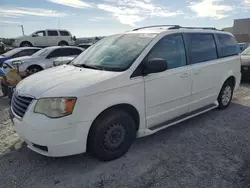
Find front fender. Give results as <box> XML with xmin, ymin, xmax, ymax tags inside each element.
<box><xmin>74</xmin><ymin>82</ymin><xmax>146</xmax><ymax>130</ymax></box>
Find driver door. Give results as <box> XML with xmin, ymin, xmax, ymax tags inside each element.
<box><xmin>32</xmin><ymin>31</ymin><xmax>47</xmax><ymax>47</ymax></box>
<box><xmin>143</xmin><ymin>34</ymin><xmax>193</xmax><ymax>128</ymax></box>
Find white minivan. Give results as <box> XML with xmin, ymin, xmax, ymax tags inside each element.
<box><xmin>13</xmin><ymin>29</ymin><xmax>75</xmax><ymax>47</ymax></box>
<box><xmin>10</xmin><ymin>26</ymin><xmax>241</xmax><ymax>161</ymax></box>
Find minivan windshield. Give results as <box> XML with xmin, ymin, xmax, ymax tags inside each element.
<box><xmin>242</xmin><ymin>47</ymin><xmax>250</xmax><ymax>56</ymax></box>
<box><xmin>71</xmin><ymin>33</ymin><xmax>156</xmax><ymax>71</ymax></box>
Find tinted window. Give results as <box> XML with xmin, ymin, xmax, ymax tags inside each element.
<box><xmin>147</xmin><ymin>34</ymin><xmax>186</xmax><ymax>69</ymax></box>
<box><xmin>217</xmin><ymin>34</ymin><xmax>240</xmax><ymax>57</ymax></box>
<box><xmin>47</xmin><ymin>30</ymin><xmax>58</xmax><ymax>36</ymax></box>
<box><xmin>185</xmin><ymin>33</ymin><xmax>217</xmax><ymax>64</ymax></box>
<box><xmin>60</xmin><ymin>48</ymin><xmax>82</xmax><ymax>56</ymax></box>
<box><xmin>12</xmin><ymin>49</ymin><xmax>38</xmax><ymax>58</ymax></box>
<box><xmin>69</xmin><ymin>48</ymin><xmax>82</xmax><ymax>55</ymax></box>
<box><xmin>47</xmin><ymin>49</ymin><xmax>62</xmax><ymax>58</ymax></box>
<box><xmin>35</xmin><ymin>31</ymin><xmax>45</xmax><ymax>37</ymax></box>
<box><xmin>59</xmin><ymin>31</ymin><xmax>70</xmax><ymax>36</ymax></box>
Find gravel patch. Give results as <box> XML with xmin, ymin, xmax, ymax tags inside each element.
<box><xmin>1</xmin><ymin>84</ymin><xmax>250</xmax><ymax>188</ymax></box>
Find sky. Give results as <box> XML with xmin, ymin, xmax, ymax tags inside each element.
<box><xmin>0</xmin><ymin>0</ymin><xmax>250</xmax><ymax>38</ymax></box>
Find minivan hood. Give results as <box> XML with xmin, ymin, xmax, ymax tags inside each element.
<box><xmin>16</xmin><ymin>65</ymin><xmax>117</xmax><ymax>98</ymax></box>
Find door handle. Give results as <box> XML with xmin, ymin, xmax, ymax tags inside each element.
<box><xmin>194</xmin><ymin>69</ymin><xmax>203</xmax><ymax>75</ymax></box>
<box><xmin>181</xmin><ymin>72</ymin><xmax>191</xmax><ymax>78</ymax></box>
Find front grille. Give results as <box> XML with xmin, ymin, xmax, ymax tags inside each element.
<box><xmin>11</xmin><ymin>92</ymin><xmax>33</xmax><ymax>118</ymax></box>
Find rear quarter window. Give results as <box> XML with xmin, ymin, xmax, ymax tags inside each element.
<box><xmin>59</xmin><ymin>31</ymin><xmax>70</xmax><ymax>36</ymax></box>
<box><xmin>216</xmin><ymin>34</ymin><xmax>240</xmax><ymax>57</ymax></box>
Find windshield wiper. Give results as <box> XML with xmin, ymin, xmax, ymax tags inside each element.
<box><xmin>74</xmin><ymin>64</ymin><xmax>104</xmax><ymax>70</ymax></box>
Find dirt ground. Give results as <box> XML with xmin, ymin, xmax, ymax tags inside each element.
<box><xmin>1</xmin><ymin>85</ymin><xmax>250</xmax><ymax>188</ymax></box>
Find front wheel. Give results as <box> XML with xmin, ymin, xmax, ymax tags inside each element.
<box><xmin>88</xmin><ymin>110</ymin><xmax>136</xmax><ymax>161</ymax></box>
<box><xmin>27</xmin><ymin>66</ymin><xmax>43</xmax><ymax>76</ymax></box>
<box><xmin>217</xmin><ymin>80</ymin><xmax>233</xmax><ymax>109</ymax></box>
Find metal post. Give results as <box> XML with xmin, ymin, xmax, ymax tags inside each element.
<box><xmin>20</xmin><ymin>25</ymin><xmax>24</xmax><ymax>35</ymax></box>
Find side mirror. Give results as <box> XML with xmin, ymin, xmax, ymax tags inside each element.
<box><xmin>32</xmin><ymin>34</ymin><xmax>38</xmax><ymax>37</ymax></box>
<box><xmin>53</xmin><ymin>60</ymin><xmax>63</xmax><ymax>66</ymax></box>
<box><xmin>12</xmin><ymin>60</ymin><xmax>23</xmax><ymax>66</ymax></box>
<box><xmin>143</xmin><ymin>58</ymin><xmax>168</xmax><ymax>75</ymax></box>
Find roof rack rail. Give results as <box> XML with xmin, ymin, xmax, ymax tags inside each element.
<box><xmin>169</xmin><ymin>26</ymin><xmax>219</xmax><ymax>30</ymax></box>
<box><xmin>133</xmin><ymin>25</ymin><xmax>180</xmax><ymax>31</ymax></box>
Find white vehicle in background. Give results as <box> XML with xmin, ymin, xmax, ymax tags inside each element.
<box><xmin>4</xmin><ymin>46</ymin><xmax>83</xmax><ymax>77</ymax></box>
<box><xmin>10</xmin><ymin>25</ymin><xmax>241</xmax><ymax>161</ymax></box>
<box><xmin>13</xmin><ymin>29</ymin><xmax>75</xmax><ymax>47</ymax></box>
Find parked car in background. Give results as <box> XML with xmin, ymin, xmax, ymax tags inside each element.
<box><xmin>53</xmin><ymin>56</ymin><xmax>76</xmax><ymax>67</ymax></box>
<box><xmin>0</xmin><ymin>47</ymin><xmax>41</xmax><ymax>67</ymax></box>
<box><xmin>241</xmin><ymin>47</ymin><xmax>250</xmax><ymax>80</ymax></box>
<box><xmin>239</xmin><ymin>43</ymin><xmax>250</xmax><ymax>52</ymax></box>
<box><xmin>10</xmin><ymin>26</ymin><xmax>241</xmax><ymax>161</ymax></box>
<box><xmin>4</xmin><ymin>46</ymin><xmax>83</xmax><ymax>77</ymax></box>
<box><xmin>77</xmin><ymin>43</ymin><xmax>93</xmax><ymax>50</ymax></box>
<box><xmin>13</xmin><ymin>29</ymin><xmax>75</xmax><ymax>47</ymax></box>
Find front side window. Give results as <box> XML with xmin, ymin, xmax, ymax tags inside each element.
<box><xmin>34</xmin><ymin>31</ymin><xmax>45</xmax><ymax>37</ymax></box>
<box><xmin>217</xmin><ymin>34</ymin><xmax>240</xmax><ymax>57</ymax></box>
<box><xmin>185</xmin><ymin>33</ymin><xmax>217</xmax><ymax>64</ymax></box>
<box><xmin>71</xmin><ymin>33</ymin><xmax>156</xmax><ymax>71</ymax></box>
<box><xmin>47</xmin><ymin>30</ymin><xmax>59</xmax><ymax>36</ymax></box>
<box><xmin>146</xmin><ymin>34</ymin><xmax>186</xmax><ymax>69</ymax></box>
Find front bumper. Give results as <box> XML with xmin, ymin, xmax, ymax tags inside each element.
<box><xmin>10</xmin><ymin>105</ymin><xmax>92</xmax><ymax>157</ymax></box>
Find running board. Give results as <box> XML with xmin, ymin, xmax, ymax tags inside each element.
<box><xmin>149</xmin><ymin>103</ymin><xmax>218</xmax><ymax>131</ymax></box>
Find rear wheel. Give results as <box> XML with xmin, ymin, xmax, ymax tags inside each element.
<box><xmin>217</xmin><ymin>80</ymin><xmax>233</xmax><ymax>109</ymax></box>
<box><xmin>88</xmin><ymin>110</ymin><xmax>136</xmax><ymax>161</ymax></box>
<box><xmin>58</xmin><ymin>41</ymin><xmax>69</xmax><ymax>46</ymax></box>
<box><xmin>20</xmin><ymin>41</ymin><xmax>32</xmax><ymax>47</ymax></box>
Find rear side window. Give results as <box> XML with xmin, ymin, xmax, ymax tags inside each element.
<box><xmin>185</xmin><ymin>33</ymin><xmax>217</xmax><ymax>64</ymax></box>
<box><xmin>59</xmin><ymin>31</ymin><xmax>70</xmax><ymax>36</ymax></box>
<box><xmin>69</xmin><ymin>48</ymin><xmax>82</xmax><ymax>55</ymax></box>
<box><xmin>47</xmin><ymin>49</ymin><xmax>62</xmax><ymax>58</ymax></box>
<box><xmin>147</xmin><ymin>34</ymin><xmax>186</xmax><ymax>69</ymax></box>
<box><xmin>47</xmin><ymin>30</ymin><xmax>59</xmax><ymax>36</ymax></box>
<box><xmin>217</xmin><ymin>34</ymin><xmax>240</xmax><ymax>57</ymax></box>
<box><xmin>59</xmin><ymin>48</ymin><xmax>82</xmax><ymax>56</ymax></box>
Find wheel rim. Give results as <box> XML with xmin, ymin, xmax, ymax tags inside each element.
<box><xmin>222</xmin><ymin>85</ymin><xmax>232</xmax><ymax>106</ymax></box>
<box><xmin>28</xmin><ymin>68</ymin><xmax>40</xmax><ymax>75</ymax></box>
<box><xmin>103</xmin><ymin>124</ymin><xmax>126</xmax><ymax>151</ymax></box>
<box><xmin>22</xmin><ymin>43</ymin><xmax>31</xmax><ymax>47</ymax></box>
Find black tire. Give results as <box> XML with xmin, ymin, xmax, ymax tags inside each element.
<box><xmin>20</xmin><ymin>41</ymin><xmax>32</xmax><ymax>47</ymax></box>
<box><xmin>217</xmin><ymin>80</ymin><xmax>234</xmax><ymax>109</ymax></box>
<box><xmin>88</xmin><ymin>110</ymin><xmax>136</xmax><ymax>161</ymax></box>
<box><xmin>58</xmin><ymin>41</ymin><xmax>69</xmax><ymax>46</ymax></box>
<box><xmin>27</xmin><ymin>65</ymin><xmax>43</xmax><ymax>75</ymax></box>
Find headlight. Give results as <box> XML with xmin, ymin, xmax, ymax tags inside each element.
<box><xmin>34</xmin><ymin>97</ymin><xmax>77</xmax><ymax>118</ymax></box>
